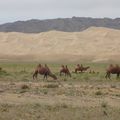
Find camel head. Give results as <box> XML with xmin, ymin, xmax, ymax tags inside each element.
<box><xmin>87</xmin><ymin>66</ymin><xmax>90</xmax><ymax>69</ymax></box>
<box><xmin>53</xmin><ymin>74</ymin><xmax>57</xmax><ymax>80</ymax></box>
<box><xmin>38</xmin><ymin>64</ymin><xmax>42</xmax><ymax>68</ymax></box>
<box><xmin>49</xmin><ymin>73</ymin><xmax>57</xmax><ymax>80</ymax></box>
<box><xmin>77</xmin><ymin>64</ymin><xmax>80</xmax><ymax>67</ymax></box>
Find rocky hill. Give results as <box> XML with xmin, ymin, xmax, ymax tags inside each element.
<box><xmin>0</xmin><ymin>17</ymin><xmax>120</xmax><ymax>33</ymax></box>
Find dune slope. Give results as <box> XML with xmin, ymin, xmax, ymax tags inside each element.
<box><xmin>0</xmin><ymin>27</ymin><xmax>120</xmax><ymax>62</ymax></box>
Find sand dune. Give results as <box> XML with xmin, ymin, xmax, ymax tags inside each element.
<box><xmin>0</xmin><ymin>27</ymin><xmax>120</xmax><ymax>62</ymax></box>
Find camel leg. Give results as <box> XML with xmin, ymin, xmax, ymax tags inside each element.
<box><xmin>105</xmin><ymin>72</ymin><xmax>111</xmax><ymax>80</ymax></box>
<box><xmin>65</xmin><ymin>73</ymin><xmax>67</xmax><ymax>77</ymax></box>
<box><xmin>43</xmin><ymin>74</ymin><xmax>47</xmax><ymax>81</ymax></box>
<box><xmin>75</xmin><ymin>69</ymin><xmax>77</xmax><ymax>74</ymax></box>
<box><xmin>69</xmin><ymin>72</ymin><xmax>71</xmax><ymax>77</ymax></box>
<box><xmin>79</xmin><ymin>70</ymin><xmax>82</xmax><ymax>73</ymax></box>
<box><xmin>105</xmin><ymin>74</ymin><xmax>108</xmax><ymax>79</ymax></box>
<box><xmin>43</xmin><ymin>73</ymin><xmax>48</xmax><ymax>81</ymax></box>
<box><xmin>81</xmin><ymin>70</ymin><xmax>84</xmax><ymax>73</ymax></box>
<box><xmin>117</xmin><ymin>73</ymin><xmax>119</xmax><ymax>79</ymax></box>
<box><xmin>33</xmin><ymin>72</ymin><xmax>38</xmax><ymax>80</ymax></box>
<box><xmin>108</xmin><ymin>73</ymin><xmax>111</xmax><ymax>80</ymax></box>
<box><xmin>60</xmin><ymin>72</ymin><xmax>62</xmax><ymax>76</ymax></box>
<box><xmin>105</xmin><ymin>72</ymin><xmax>108</xmax><ymax>79</ymax></box>
<box><xmin>46</xmin><ymin>74</ymin><xmax>48</xmax><ymax>80</ymax></box>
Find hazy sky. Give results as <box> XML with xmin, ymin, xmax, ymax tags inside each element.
<box><xmin>0</xmin><ymin>0</ymin><xmax>120</xmax><ymax>24</ymax></box>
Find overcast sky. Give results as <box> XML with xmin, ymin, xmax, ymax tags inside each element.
<box><xmin>0</xmin><ymin>0</ymin><xmax>120</xmax><ymax>24</ymax></box>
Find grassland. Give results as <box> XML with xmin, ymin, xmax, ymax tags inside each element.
<box><xmin>0</xmin><ymin>62</ymin><xmax>120</xmax><ymax>120</ymax></box>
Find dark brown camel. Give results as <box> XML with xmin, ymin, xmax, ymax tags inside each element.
<box><xmin>33</xmin><ymin>64</ymin><xmax>57</xmax><ymax>80</ymax></box>
<box><xmin>105</xmin><ymin>64</ymin><xmax>120</xmax><ymax>79</ymax></box>
<box><xmin>60</xmin><ymin>65</ymin><xmax>71</xmax><ymax>77</ymax></box>
<box><xmin>75</xmin><ymin>64</ymin><xmax>90</xmax><ymax>73</ymax></box>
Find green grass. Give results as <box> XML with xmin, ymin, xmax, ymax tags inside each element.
<box><xmin>0</xmin><ymin>62</ymin><xmax>120</xmax><ymax>83</ymax></box>
<box><xmin>0</xmin><ymin>62</ymin><xmax>120</xmax><ymax>120</ymax></box>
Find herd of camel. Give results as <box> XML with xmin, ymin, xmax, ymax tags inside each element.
<box><xmin>33</xmin><ymin>64</ymin><xmax>120</xmax><ymax>80</ymax></box>
<box><xmin>33</xmin><ymin>64</ymin><xmax>90</xmax><ymax>80</ymax></box>
<box><xmin>0</xmin><ymin>63</ymin><xmax>119</xmax><ymax>80</ymax></box>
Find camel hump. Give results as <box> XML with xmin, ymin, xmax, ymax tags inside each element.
<box><xmin>109</xmin><ymin>64</ymin><xmax>114</xmax><ymax>68</ymax></box>
<box><xmin>107</xmin><ymin>64</ymin><xmax>114</xmax><ymax>70</ymax></box>
<box><xmin>44</xmin><ymin>64</ymin><xmax>51</xmax><ymax>73</ymax></box>
<box><xmin>61</xmin><ymin>65</ymin><xmax>65</xmax><ymax>68</ymax></box>
<box><xmin>44</xmin><ymin>64</ymin><xmax>49</xmax><ymax>69</ymax></box>
<box><xmin>115</xmin><ymin>64</ymin><xmax>119</xmax><ymax>68</ymax></box>
<box><xmin>38</xmin><ymin>64</ymin><xmax>42</xmax><ymax>67</ymax></box>
<box><xmin>44</xmin><ymin>64</ymin><xmax>47</xmax><ymax>67</ymax></box>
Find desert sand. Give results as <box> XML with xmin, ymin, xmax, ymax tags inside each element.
<box><xmin>0</xmin><ymin>27</ymin><xmax>120</xmax><ymax>62</ymax></box>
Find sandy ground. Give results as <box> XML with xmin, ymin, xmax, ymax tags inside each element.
<box><xmin>0</xmin><ymin>27</ymin><xmax>120</xmax><ymax>62</ymax></box>
<box><xmin>0</xmin><ymin>81</ymin><xmax>120</xmax><ymax>108</ymax></box>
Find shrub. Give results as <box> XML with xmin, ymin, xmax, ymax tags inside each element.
<box><xmin>101</xmin><ymin>101</ymin><xmax>108</xmax><ymax>108</ymax></box>
<box><xmin>21</xmin><ymin>84</ymin><xmax>30</xmax><ymax>89</ymax></box>
<box><xmin>95</xmin><ymin>91</ymin><xmax>102</xmax><ymax>95</ymax></box>
<box><xmin>43</xmin><ymin>84</ymin><xmax>59</xmax><ymax>88</ymax></box>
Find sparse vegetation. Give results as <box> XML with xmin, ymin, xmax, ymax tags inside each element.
<box><xmin>95</xmin><ymin>91</ymin><xmax>103</xmax><ymax>96</ymax></box>
<box><xmin>21</xmin><ymin>84</ymin><xmax>30</xmax><ymax>89</ymax></box>
<box><xmin>101</xmin><ymin>101</ymin><xmax>108</xmax><ymax>108</ymax></box>
<box><xmin>0</xmin><ymin>62</ymin><xmax>120</xmax><ymax>120</ymax></box>
<box><xmin>43</xmin><ymin>83</ymin><xmax>59</xmax><ymax>88</ymax></box>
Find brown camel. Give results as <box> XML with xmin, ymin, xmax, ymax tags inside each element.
<box><xmin>75</xmin><ymin>64</ymin><xmax>90</xmax><ymax>73</ymax></box>
<box><xmin>60</xmin><ymin>65</ymin><xmax>71</xmax><ymax>77</ymax></box>
<box><xmin>105</xmin><ymin>64</ymin><xmax>120</xmax><ymax>79</ymax></box>
<box><xmin>33</xmin><ymin>64</ymin><xmax>57</xmax><ymax>80</ymax></box>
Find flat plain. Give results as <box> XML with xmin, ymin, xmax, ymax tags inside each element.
<box><xmin>0</xmin><ymin>62</ymin><xmax>120</xmax><ymax>120</ymax></box>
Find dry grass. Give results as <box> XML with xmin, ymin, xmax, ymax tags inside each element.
<box><xmin>0</xmin><ymin>62</ymin><xmax>120</xmax><ymax>120</ymax></box>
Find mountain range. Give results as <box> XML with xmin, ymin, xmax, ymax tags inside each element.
<box><xmin>0</xmin><ymin>17</ymin><xmax>120</xmax><ymax>33</ymax></box>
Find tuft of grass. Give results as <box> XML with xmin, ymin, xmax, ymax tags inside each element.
<box><xmin>0</xmin><ymin>103</ymin><xmax>12</xmax><ymax>112</ymax></box>
<box><xmin>0</xmin><ymin>67</ymin><xmax>2</xmax><ymax>71</ymax></box>
<box><xmin>115</xmin><ymin>94</ymin><xmax>120</xmax><ymax>97</ymax></box>
<box><xmin>0</xmin><ymin>70</ymin><xmax>9</xmax><ymax>76</ymax></box>
<box><xmin>101</xmin><ymin>101</ymin><xmax>108</xmax><ymax>108</ymax></box>
<box><xmin>111</xmin><ymin>84</ymin><xmax>116</xmax><ymax>88</ymax></box>
<box><xmin>63</xmin><ymin>78</ymin><xmax>67</xmax><ymax>81</ymax></box>
<box><xmin>21</xmin><ymin>84</ymin><xmax>30</xmax><ymax>89</ymax></box>
<box><xmin>39</xmin><ymin>88</ymin><xmax>48</xmax><ymax>95</ymax></box>
<box><xmin>43</xmin><ymin>84</ymin><xmax>59</xmax><ymax>88</ymax></box>
<box><xmin>84</xmin><ymin>75</ymin><xmax>90</xmax><ymax>80</ymax></box>
<box><xmin>47</xmin><ymin>103</ymin><xmax>69</xmax><ymax>111</ymax></box>
<box><xmin>95</xmin><ymin>91</ymin><xmax>103</xmax><ymax>96</ymax></box>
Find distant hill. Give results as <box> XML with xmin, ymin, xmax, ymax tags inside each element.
<box><xmin>0</xmin><ymin>27</ymin><xmax>120</xmax><ymax>62</ymax></box>
<box><xmin>0</xmin><ymin>17</ymin><xmax>120</xmax><ymax>33</ymax></box>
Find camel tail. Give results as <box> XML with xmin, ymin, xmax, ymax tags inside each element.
<box><xmin>69</xmin><ymin>72</ymin><xmax>72</xmax><ymax>77</ymax></box>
